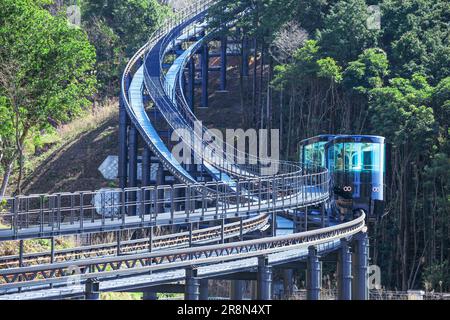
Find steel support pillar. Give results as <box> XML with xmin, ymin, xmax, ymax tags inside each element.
<box><xmin>338</xmin><ymin>239</ymin><xmax>352</xmax><ymax>300</ymax></box>
<box><xmin>188</xmin><ymin>58</ymin><xmax>195</xmax><ymax>110</ymax></box>
<box><xmin>271</xmin><ymin>211</ymin><xmax>277</xmax><ymax>237</ymax></box>
<box><xmin>321</xmin><ymin>203</ymin><xmax>326</xmax><ymax>228</ymax></box>
<box><xmin>85</xmin><ymin>278</ymin><xmax>100</xmax><ymax>300</ymax></box>
<box><xmin>282</xmin><ymin>269</ymin><xmax>293</xmax><ymax>298</ymax></box>
<box><xmin>118</xmin><ymin>98</ymin><xmax>128</xmax><ymax>189</ymax></box>
<box><xmin>142</xmin><ymin>146</ymin><xmax>151</xmax><ymax>214</ymax></box>
<box><xmin>142</xmin><ymin>146</ymin><xmax>151</xmax><ymax>187</ymax></box>
<box><xmin>185</xmin><ymin>268</ymin><xmax>200</xmax><ymax>300</ymax></box>
<box><xmin>294</xmin><ymin>213</ymin><xmax>302</xmax><ymax>233</ymax></box>
<box><xmin>352</xmin><ymin>232</ymin><xmax>369</xmax><ymax>300</ymax></box>
<box><xmin>128</xmin><ymin>126</ymin><xmax>138</xmax><ymax>215</ymax></box>
<box><xmin>220</xmin><ymin>36</ymin><xmax>227</xmax><ymax>91</ymax></box>
<box><xmin>199</xmin><ymin>279</ymin><xmax>209</xmax><ymax>300</ymax></box>
<box><xmin>241</xmin><ymin>36</ymin><xmax>249</xmax><ymax>77</ymax></box>
<box><xmin>201</xmin><ymin>43</ymin><xmax>209</xmax><ymax>108</ymax></box>
<box><xmin>143</xmin><ymin>291</ymin><xmax>158</xmax><ymax>300</ymax></box>
<box><xmin>304</xmin><ymin>207</ymin><xmax>308</xmax><ymax>231</ymax></box>
<box><xmin>257</xmin><ymin>256</ymin><xmax>272</xmax><ymax>300</ymax></box>
<box><xmin>156</xmin><ymin>162</ymin><xmax>165</xmax><ymax>214</ymax></box>
<box><xmin>230</xmin><ymin>280</ymin><xmax>245</xmax><ymax>300</ymax></box>
<box><xmin>306</xmin><ymin>246</ymin><xmax>321</xmax><ymax>300</ymax></box>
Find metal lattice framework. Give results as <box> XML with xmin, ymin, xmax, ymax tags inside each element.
<box><xmin>0</xmin><ymin>170</ymin><xmax>328</xmax><ymax>240</ymax></box>
<box><xmin>0</xmin><ymin>213</ymin><xmax>365</xmax><ymax>291</ymax></box>
<box><xmin>0</xmin><ymin>214</ymin><xmax>269</xmax><ymax>268</ymax></box>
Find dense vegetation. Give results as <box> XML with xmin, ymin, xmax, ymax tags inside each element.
<box><xmin>0</xmin><ymin>0</ymin><xmax>169</xmax><ymax>197</ymax></box>
<box><xmin>210</xmin><ymin>0</ymin><xmax>450</xmax><ymax>291</ymax></box>
<box><xmin>0</xmin><ymin>0</ymin><xmax>97</xmax><ymax>196</ymax></box>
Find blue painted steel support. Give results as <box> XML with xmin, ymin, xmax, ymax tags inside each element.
<box><xmin>231</xmin><ymin>280</ymin><xmax>245</xmax><ymax>300</ymax></box>
<box><xmin>142</xmin><ymin>146</ymin><xmax>151</xmax><ymax>215</ymax></box>
<box><xmin>242</xmin><ymin>36</ymin><xmax>249</xmax><ymax>77</ymax></box>
<box><xmin>306</xmin><ymin>246</ymin><xmax>321</xmax><ymax>300</ymax></box>
<box><xmin>128</xmin><ymin>126</ymin><xmax>138</xmax><ymax>215</ymax></box>
<box><xmin>199</xmin><ymin>279</ymin><xmax>209</xmax><ymax>300</ymax></box>
<box><xmin>220</xmin><ymin>36</ymin><xmax>227</xmax><ymax>91</ymax></box>
<box><xmin>187</xmin><ymin>58</ymin><xmax>195</xmax><ymax>110</ymax></box>
<box><xmin>85</xmin><ymin>278</ymin><xmax>100</xmax><ymax>300</ymax></box>
<box><xmin>283</xmin><ymin>269</ymin><xmax>293</xmax><ymax>298</ymax></box>
<box><xmin>142</xmin><ymin>146</ymin><xmax>151</xmax><ymax>187</ymax></box>
<box><xmin>257</xmin><ymin>256</ymin><xmax>272</xmax><ymax>300</ymax></box>
<box><xmin>118</xmin><ymin>98</ymin><xmax>128</xmax><ymax>189</ymax></box>
<box><xmin>304</xmin><ymin>207</ymin><xmax>308</xmax><ymax>231</ymax></box>
<box><xmin>271</xmin><ymin>211</ymin><xmax>276</xmax><ymax>237</ymax></box>
<box><xmin>321</xmin><ymin>203</ymin><xmax>326</xmax><ymax>228</ymax></box>
<box><xmin>156</xmin><ymin>162</ymin><xmax>165</xmax><ymax>214</ymax></box>
<box><xmin>338</xmin><ymin>238</ymin><xmax>352</xmax><ymax>300</ymax></box>
<box><xmin>143</xmin><ymin>291</ymin><xmax>158</xmax><ymax>300</ymax></box>
<box><xmin>185</xmin><ymin>267</ymin><xmax>200</xmax><ymax>300</ymax></box>
<box><xmin>201</xmin><ymin>43</ymin><xmax>209</xmax><ymax>108</ymax></box>
<box><xmin>353</xmin><ymin>232</ymin><xmax>369</xmax><ymax>300</ymax></box>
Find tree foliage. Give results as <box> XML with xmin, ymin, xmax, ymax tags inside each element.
<box><xmin>245</xmin><ymin>0</ymin><xmax>450</xmax><ymax>290</ymax></box>
<box><xmin>82</xmin><ymin>0</ymin><xmax>170</xmax><ymax>96</ymax></box>
<box><xmin>0</xmin><ymin>0</ymin><xmax>96</xmax><ymax>195</ymax></box>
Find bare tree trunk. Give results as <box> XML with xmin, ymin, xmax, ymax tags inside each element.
<box><xmin>15</xmin><ymin>149</ymin><xmax>24</xmax><ymax>195</ymax></box>
<box><xmin>0</xmin><ymin>161</ymin><xmax>14</xmax><ymax>198</ymax></box>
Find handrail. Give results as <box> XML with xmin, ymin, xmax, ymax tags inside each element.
<box><xmin>0</xmin><ymin>214</ymin><xmax>269</xmax><ymax>268</ymax></box>
<box><xmin>0</xmin><ymin>214</ymin><xmax>365</xmax><ymax>289</ymax></box>
<box><xmin>0</xmin><ymin>172</ymin><xmax>329</xmax><ymax>240</ymax></box>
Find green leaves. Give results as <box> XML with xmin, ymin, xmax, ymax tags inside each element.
<box><xmin>0</xmin><ymin>0</ymin><xmax>96</xmax><ymax>190</ymax></box>
<box><xmin>274</xmin><ymin>40</ymin><xmax>342</xmax><ymax>85</ymax></box>
<box><xmin>344</xmin><ymin>48</ymin><xmax>389</xmax><ymax>93</ymax></box>
<box><xmin>317</xmin><ymin>57</ymin><xmax>343</xmax><ymax>83</ymax></box>
<box><xmin>432</xmin><ymin>77</ymin><xmax>450</xmax><ymax>128</ymax></box>
<box><xmin>317</xmin><ymin>0</ymin><xmax>379</xmax><ymax>64</ymax></box>
<box><xmin>82</xmin><ymin>0</ymin><xmax>169</xmax><ymax>96</ymax></box>
<box><xmin>83</xmin><ymin>0</ymin><xmax>169</xmax><ymax>56</ymax></box>
<box><xmin>209</xmin><ymin>0</ymin><xmax>299</xmax><ymax>42</ymax></box>
<box><xmin>369</xmin><ymin>74</ymin><xmax>435</xmax><ymax>151</ymax></box>
<box><xmin>0</xmin><ymin>0</ymin><xmax>97</xmax><ymax>127</ymax></box>
<box><xmin>381</xmin><ymin>0</ymin><xmax>450</xmax><ymax>82</ymax></box>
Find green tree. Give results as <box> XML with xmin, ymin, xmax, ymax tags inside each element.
<box><xmin>0</xmin><ymin>0</ymin><xmax>96</xmax><ymax>196</ymax></box>
<box><xmin>82</xmin><ymin>0</ymin><xmax>169</xmax><ymax>96</ymax></box>
<box><xmin>381</xmin><ymin>0</ymin><xmax>450</xmax><ymax>82</ymax></box>
<box><xmin>317</xmin><ymin>0</ymin><xmax>379</xmax><ymax>64</ymax></box>
<box><xmin>83</xmin><ymin>0</ymin><xmax>169</xmax><ymax>56</ymax></box>
<box><xmin>344</xmin><ymin>48</ymin><xmax>389</xmax><ymax>94</ymax></box>
<box><xmin>432</xmin><ymin>77</ymin><xmax>450</xmax><ymax>136</ymax></box>
<box><xmin>369</xmin><ymin>74</ymin><xmax>436</xmax><ymax>290</ymax></box>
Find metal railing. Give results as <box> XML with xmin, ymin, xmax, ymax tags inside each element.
<box><xmin>0</xmin><ymin>166</ymin><xmax>329</xmax><ymax>240</ymax></box>
<box><xmin>0</xmin><ymin>213</ymin><xmax>365</xmax><ymax>290</ymax></box>
<box><xmin>0</xmin><ymin>214</ymin><xmax>269</xmax><ymax>269</ymax></box>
